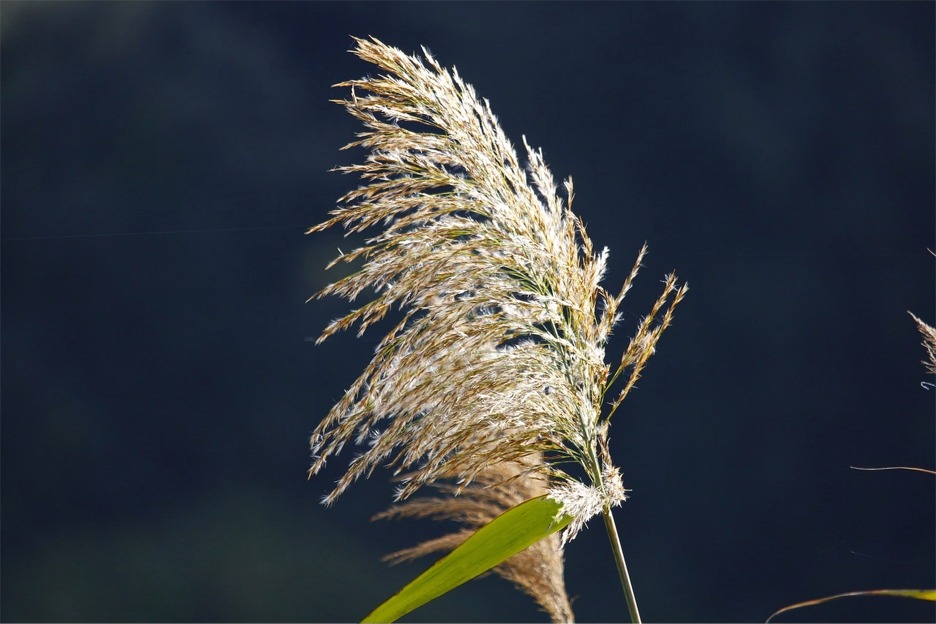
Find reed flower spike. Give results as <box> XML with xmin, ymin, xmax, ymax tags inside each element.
<box><xmin>909</xmin><ymin>312</ymin><xmax>936</xmax><ymax>376</ymax></box>
<box><xmin>307</xmin><ymin>37</ymin><xmax>686</xmax><ymax>619</ymax></box>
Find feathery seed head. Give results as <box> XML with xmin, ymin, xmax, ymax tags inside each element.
<box><xmin>910</xmin><ymin>312</ymin><xmax>936</xmax><ymax>376</ymax></box>
<box><xmin>309</xmin><ymin>37</ymin><xmax>686</xmax><ymax>543</ymax></box>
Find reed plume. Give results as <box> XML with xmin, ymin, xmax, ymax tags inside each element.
<box><xmin>909</xmin><ymin>312</ymin><xmax>936</xmax><ymax>376</ymax></box>
<box><xmin>307</xmin><ymin>36</ymin><xmax>686</xmax><ymax>621</ymax></box>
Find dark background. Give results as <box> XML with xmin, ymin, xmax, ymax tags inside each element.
<box><xmin>2</xmin><ymin>2</ymin><xmax>934</xmax><ymax>622</ymax></box>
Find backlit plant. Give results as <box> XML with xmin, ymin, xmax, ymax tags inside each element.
<box><xmin>307</xmin><ymin>36</ymin><xmax>686</xmax><ymax>622</ymax></box>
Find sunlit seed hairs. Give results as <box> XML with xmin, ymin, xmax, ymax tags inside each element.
<box><xmin>308</xmin><ymin>36</ymin><xmax>687</xmax><ymax>543</ymax></box>
<box><xmin>910</xmin><ymin>312</ymin><xmax>936</xmax><ymax>377</ymax></box>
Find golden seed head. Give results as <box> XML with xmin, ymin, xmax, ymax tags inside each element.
<box><xmin>309</xmin><ymin>36</ymin><xmax>686</xmax><ymax>547</ymax></box>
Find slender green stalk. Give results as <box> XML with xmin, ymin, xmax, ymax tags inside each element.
<box><xmin>603</xmin><ymin>507</ymin><xmax>641</xmax><ymax>623</ymax></box>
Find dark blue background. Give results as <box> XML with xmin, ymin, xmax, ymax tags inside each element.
<box><xmin>2</xmin><ymin>2</ymin><xmax>934</xmax><ymax>622</ymax></box>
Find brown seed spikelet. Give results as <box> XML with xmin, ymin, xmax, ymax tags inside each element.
<box><xmin>374</xmin><ymin>454</ymin><xmax>574</xmax><ymax>622</ymax></box>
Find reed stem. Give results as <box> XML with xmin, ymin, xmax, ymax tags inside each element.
<box><xmin>602</xmin><ymin>507</ymin><xmax>641</xmax><ymax>623</ymax></box>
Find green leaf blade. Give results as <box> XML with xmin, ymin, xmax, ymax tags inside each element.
<box><xmin>362</xmin><ymin>494</ymin><xmax>571</xmax><ymax>623</ymax></box>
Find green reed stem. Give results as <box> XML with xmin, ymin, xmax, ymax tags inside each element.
<box><xmin>602</xmin><ymin>507</ymin><xmax>641</xmax><ymax>623</ymax></box>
